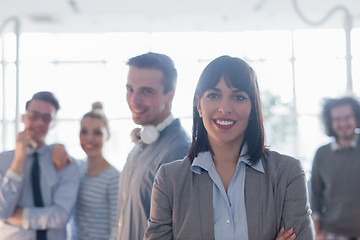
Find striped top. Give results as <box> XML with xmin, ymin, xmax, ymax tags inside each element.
<box><xmin>71</xmin><ymin>160</ymin><xmax>120</xmax><ymax>240</ymax></box>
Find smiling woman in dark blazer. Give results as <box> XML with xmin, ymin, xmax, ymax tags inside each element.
<box><xmin>144</xmin><ymin>56</ymin><xmax>315</xmax><ymax>240</ymax></box>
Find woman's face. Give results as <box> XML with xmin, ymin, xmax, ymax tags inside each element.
<box><xmin>79</xmin><ymin>117</ymin><xmax>109</xmax><ymax>158</ymax></box>
<box><xmin>196</xmin><ymin>77</ymin><xmax>252</xmax><ymax>148</ymax></box>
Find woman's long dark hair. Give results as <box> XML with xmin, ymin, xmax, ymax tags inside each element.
<box><xmin>187</xmin><ymin>56</ymin><xmax>266</xmax><ymax>165</ymax></box>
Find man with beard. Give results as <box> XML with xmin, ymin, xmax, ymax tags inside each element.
<box><xmin>311</xmin><ymin>96</ymin><xmax>360</xmax><ymax>240</ymax></box>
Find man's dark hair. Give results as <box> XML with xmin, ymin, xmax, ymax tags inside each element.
<box><xmin>127</xmin><ymin>52</ymin><xmax>177</xmax><ymax>93</ymax></box>
<box><xmin>25</xmin><ymin>91</ymin><xmax>60</xmax><ymax>112</ymax></box>
<box><xmin>322</xmin><ymin>96</ymin><xmax>360</xmax><ymax>137</ymax></box>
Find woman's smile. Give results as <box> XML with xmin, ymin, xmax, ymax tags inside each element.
<box><xmin>214</xmin><ymin>118</ymin><xmax>236</xmax><ymax>129</ymax></box>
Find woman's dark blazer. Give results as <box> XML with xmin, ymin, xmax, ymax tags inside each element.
<box><xmin>144</xmin><ymin>150</ymin><xmax>315</xmax><ymax>240</ymax></box>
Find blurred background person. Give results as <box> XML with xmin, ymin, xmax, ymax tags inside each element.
<box><xmin>70</xmin><ymin>102</ymin><xmax>120</xmax><ymax>240</ymax></box>
<box><xmin>311</xmin><ymin>97</ymin><xmax>360</xmax><ymax>240</ymax></box>
<box><xmin>117</xmin><ymin>52</ymin><xmax>190</xmax><ymax>240</ymax></box>
<box><xmin>0</xmin><ymin>91</ymin><xmax>79</xmax><ymax>240</ymax></box>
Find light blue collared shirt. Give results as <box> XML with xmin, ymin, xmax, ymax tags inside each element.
<box><xmin>192</xmin><ymin>145</ymin><xmax>264</xmax><ymax>240</ymax></box>
<box><xmin>0</xmin><ymin>144</ymin><xmax>80</xmax><ymax>240</ymax></box>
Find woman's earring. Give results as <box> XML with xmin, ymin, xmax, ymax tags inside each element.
<box><xmin>199</xmin><ymin>111</ymin><xmax>202</xmax><ymax>117</ymax></box>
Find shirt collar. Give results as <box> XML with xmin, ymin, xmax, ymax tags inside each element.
<box><xmin>26</xmin><ymin>144</ymin><xmax>48</xmax><ymax>158</ymax></box>
<box><xmin>331</xmin><ymin>134</ymin><xmax>358</xmax><ymax>151</ymax></box>
<box><xmin>191</xmin><ymin>143</ymin><xmax>264</xmax><ymax>174</ymax></box>
<box><xmin>156</xmin><ymin>113</ymin><xmax>174</xmax><ymax>132</ymax></box>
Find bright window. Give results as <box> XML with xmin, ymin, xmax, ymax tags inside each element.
<box><xmin>1</xmin><ymin>29</ymin><xmax>359</xmax><ymax>174</ymax></box>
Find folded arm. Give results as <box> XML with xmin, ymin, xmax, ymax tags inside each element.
<box><xmin>8</xmin><ymin>162</ymin><xmax>80</xmax><ymax>230</ymax></box>
<box><xmin>0</xmin><ymin>168</ymin><xmax>25</xmax><ymax>220</ymax></box>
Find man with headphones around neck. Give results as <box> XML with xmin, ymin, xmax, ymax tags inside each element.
<box><xmin>117</xmin><ymin>52</ymin><xmax>190</xmax><ymax>240</ymax></box>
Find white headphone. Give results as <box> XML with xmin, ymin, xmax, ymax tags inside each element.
<box><xmin>130</xmin><ymin>114</ymin><xmax>174</xmax><ymax>145</ymax></box>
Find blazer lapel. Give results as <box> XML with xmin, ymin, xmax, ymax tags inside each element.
<box><xmin>245</xmin><ymin>165</ymin><xmax>261</xmax><ymax>240</ymax></box>
<box><xmin>197</xmin><ymin>171</ymin><xmax>215</xmax><ymax>240</ymax></box>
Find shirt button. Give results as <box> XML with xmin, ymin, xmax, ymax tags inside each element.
<box><xmin>226</xmin><ymin>220</ymin><xmax>231</xmax><ymax>224</ymax></box>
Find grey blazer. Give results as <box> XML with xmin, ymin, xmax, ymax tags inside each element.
<box><xmin>144</xmin><ymin>150</ymin><xmax>314</xmax><ymax>240</ymax></box>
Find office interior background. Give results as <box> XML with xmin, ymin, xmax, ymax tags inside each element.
<box><xmin>1</xmin><ymin>0</ymin><xmax>360</xmax><ymax>176</ymax></box>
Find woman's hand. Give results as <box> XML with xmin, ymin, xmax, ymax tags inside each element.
<box><xmin>52</xmin><ymin>144</ymin><xmax>71</xmax><ymax>171</ymax></box>
<box><xmin>276</xmin><ymin>227</ymin><xmax>296</xmax><ymax>240</ymax></box>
